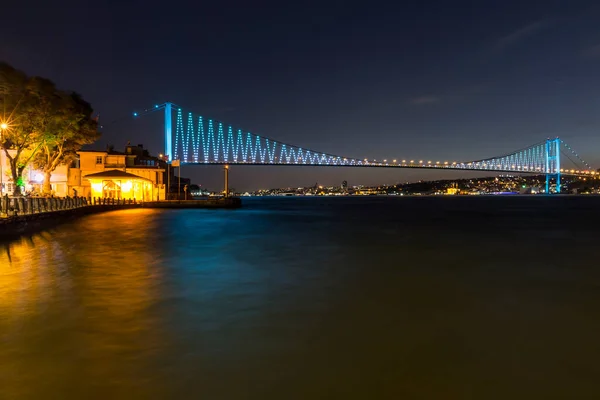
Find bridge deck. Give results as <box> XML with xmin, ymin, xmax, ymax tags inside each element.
<box><xmin>175</xmin><ymin>162</ymin><xmax>590</xmax><ymax>176</ymax></box>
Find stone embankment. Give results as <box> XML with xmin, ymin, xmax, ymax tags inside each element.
<box><xmin>0</xmin><ymin>196</ymin><xmax>136</xmax><ymax>240</ymax></box>
<box><xmin>0</xmin><ymin>195</ymin><xmax>242</xmax><ymax>240</ymax></box>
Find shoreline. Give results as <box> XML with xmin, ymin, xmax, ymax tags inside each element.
<box><xmin>0</xmin><ymin>197</ymin><xmax>242</xmax><ymax>241</ymax></box>
<box><xmin>0</xmin><ymin>205</ymin><xmax>133</xmax><ymax>241</ymax></box>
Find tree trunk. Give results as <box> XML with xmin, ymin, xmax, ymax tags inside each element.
<box><xmin>43</xmin><ymin>170</ymin><xmax>52</xmax><ymax>195</ymax></box>
<box><xmin>4</xmin><ymin>149</ymin><xmax>23</xmax><ymax>197</ymax></box>
<box><xmin>10</xmin><ymin>161</ymin><xmax>23</xmax><ymax>197</ymax></box>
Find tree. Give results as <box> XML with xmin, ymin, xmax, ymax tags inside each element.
<box><xmin>33</xmin><ymin>92</ymin><xmax>99</xmax><ymax>195</ymax></box>
<box><xmin>0</xmin><ymin>62</ymin><xmax>99</xmax><ymax>196</ymax></box>
<box><xmin>0</xmin><ymin>63</ymin><xmax>58</xmax><ymax>195</ymax></box>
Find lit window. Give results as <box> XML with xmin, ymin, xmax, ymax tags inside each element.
<box><xmin>96</xmin><ymin>156</ymin><xmax>103</xmax><ymax>164</ymax></box>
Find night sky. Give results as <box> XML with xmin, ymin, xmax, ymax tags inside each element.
<box><xmin>2</xmin><ymin>0</ymin><xmax>600</xmax><ymax>191</ymax></box>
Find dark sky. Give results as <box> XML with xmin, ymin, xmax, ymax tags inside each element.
<box><xmin>2</xmin><ymin>0</ymin><xmax>600</xmax><ymax>191</ymax></box>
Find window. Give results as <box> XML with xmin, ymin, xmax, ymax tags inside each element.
<box><xmin>96</xmin><ymin>156</ymin><xmax>103</xmax><ymax>164</ymax></box>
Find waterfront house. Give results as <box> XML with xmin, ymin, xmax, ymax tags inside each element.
<box><xmin>0</xmin><ymin>144</ymin><xmax>167</xmax><ymax>199</ymax></box>
<box><xmin>83</xmin><ymin>170</ymin><xmax>155</xmax><ymax>201</ymax></box>
<box><xmin>0</xmin><ymin>150</ymin><xmax>75</xmax><ymax>196</ymax></box>
<box><xmin>76</xmin><ymin>144</ymin><xmax>167</xmax><ymax>200</ymax></box>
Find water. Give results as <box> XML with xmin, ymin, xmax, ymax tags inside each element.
<box><xmin>1</xmin><ymin>196</ymin><xmax>600</xmax><ymax>399</ymax></box>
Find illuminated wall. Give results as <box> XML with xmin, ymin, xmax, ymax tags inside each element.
<box><xmin>88</xmin><ymin>178</ymin><xmax>153</xmax><ymax>201</ymax></box>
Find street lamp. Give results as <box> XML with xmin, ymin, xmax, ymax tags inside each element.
<box><xmin>0</xmin><ymin>123</ymin><xmax>6</xmax><ymax>195</ymax></box>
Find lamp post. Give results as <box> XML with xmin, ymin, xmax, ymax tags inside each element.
<box><xmin>0</xmin><ymin>122</ymin><xmax>6</xmax><ymax>195</ymax></box>
<box><xmin>224</xmin><ymin>165</ymin><xmax>229</xmax><ymax>197</ymax></box>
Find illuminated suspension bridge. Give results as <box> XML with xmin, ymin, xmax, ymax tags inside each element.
<box><xmin>134</xmin><ymin>102</ymin><xmax>595</xmax><ymax>193</ymax></box>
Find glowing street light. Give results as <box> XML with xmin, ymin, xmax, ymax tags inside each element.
<box><xmin>0</xmin><ymin>122</ymin><xmax>6</xmax><ymax>195</ymax></box>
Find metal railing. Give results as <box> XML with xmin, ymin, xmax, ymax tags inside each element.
<box><xmin>0</xmin><ymin>195</ymin><xmax>140</xmax><ymax>217</ymax></box>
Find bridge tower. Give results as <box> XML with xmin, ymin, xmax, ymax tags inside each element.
<box><xmin>545</xmin><ymin>138</ymin><xmax>561</xmax><ymax>194</ymax></box>
<box><xmin>164</xmin><ymin>102</ymin><xmax>173</xmax><ymax>161</ymax></box>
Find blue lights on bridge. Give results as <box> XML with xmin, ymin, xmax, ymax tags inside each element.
<box><xmin>134</xmin><ymin>102</ymin><xmax>595</xmax><ymax>187</ymax></box>
<box><xmin>172</xmin><ymin>108</ymin><xmax>353</xmax><ymax>166</ymax></box>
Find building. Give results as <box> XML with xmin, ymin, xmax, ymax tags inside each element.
<box><xmin>0</xmin><ymin>150</ymin><xmax>75</xmax><ymax>196</ymax></box>
<box><xmin>75</xmin><ymin>144</ymin><xmax>167</xmax><ymax>200</ymax></box>
<box><xmin>0</xmin><ymin>144</ymin><xmax>167</xmax><ymax>199</ymax></box>
<box><xmin>84</xmin><ymin>170</ymin><xmax>155</xmax><ymax>200</ymax></box>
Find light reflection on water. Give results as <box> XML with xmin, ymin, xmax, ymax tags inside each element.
<box><xmin>1</xmin><ymin>197</ymin><xmax>600</xmax><ymax>398</ymax></box>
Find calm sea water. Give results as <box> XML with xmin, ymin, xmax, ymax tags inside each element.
<box><xmin>1</xmin><ymin>196</ymin><xmax>600</xmax><ymax>399</ymax></box>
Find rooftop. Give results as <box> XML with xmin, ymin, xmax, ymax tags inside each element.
<box><xmin>78</xmin><ymin>149</ymin><xmax>126</xmax><ymax>155</ymax></box>
<box><xmin>83</xmin><ymin>170</ymin><xmax>153</xmax><ymax>182</ymax></box>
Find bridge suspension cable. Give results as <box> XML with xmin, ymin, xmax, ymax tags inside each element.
<box><xmin>132</xmin><ymin>102</ymin><xmax>595</xmax><ymax>184</ymax></box>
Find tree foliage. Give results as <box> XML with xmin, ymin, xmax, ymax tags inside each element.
<box><xmin>33</xmin><ymin>92</ymin><xmax>99</xmax><ymax>194</ymax></box>
<box><xmin>0</xmin><ymin>62</ymin><xmax>98</xmax><ymax>196</ymax></box>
